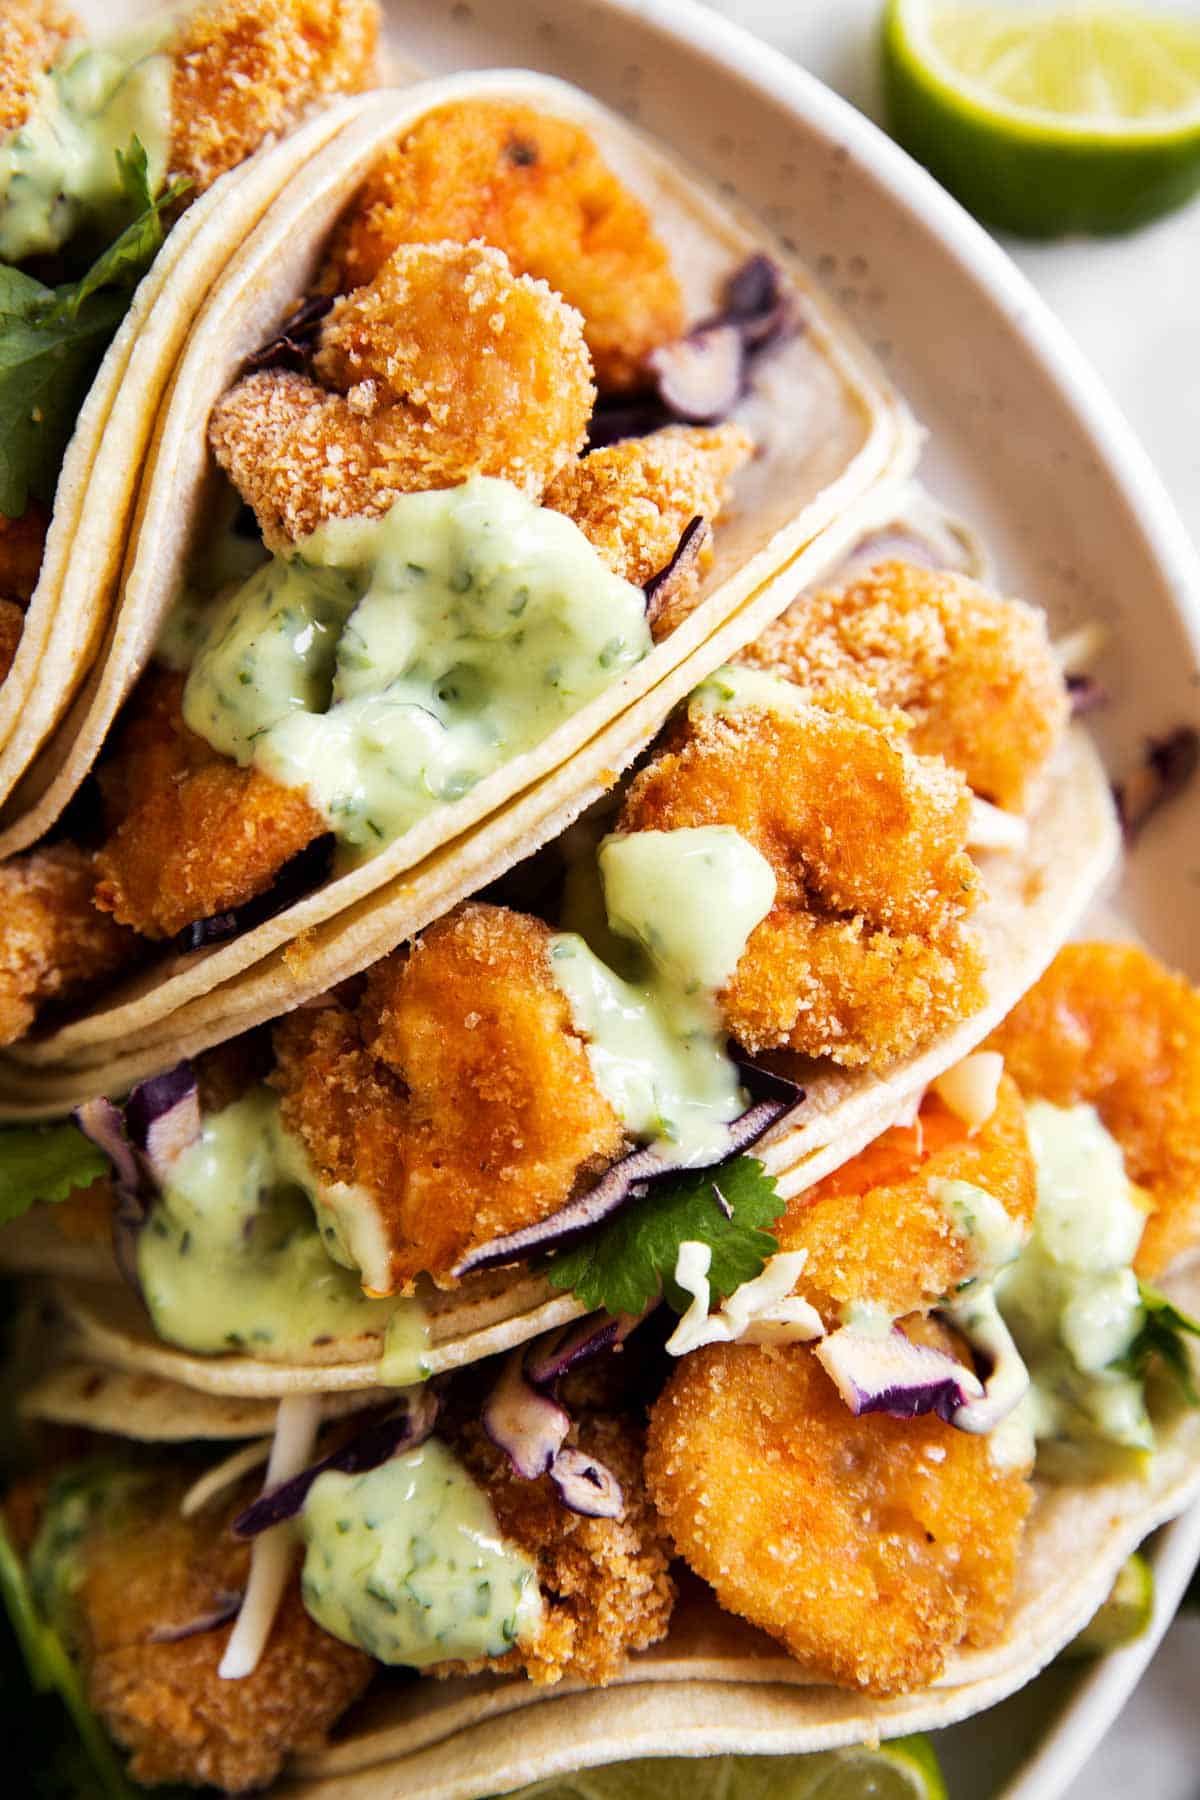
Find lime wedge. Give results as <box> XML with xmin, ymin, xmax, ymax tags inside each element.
<box><xmin>882</xmin><ymin>0</ymin><xmax>1200</xmax><ymax>233</ymax></box>
<box><xmin>1064</xmin><ymin>1551</ymin><xmax>1155</xmax><ymax>1657</ymax></box>
<box><xmin>511</xmin><ymin>1737</ymin><xmax>947</xmax><ymax>1800</ymax></box>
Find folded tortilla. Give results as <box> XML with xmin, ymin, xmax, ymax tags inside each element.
<box><xmin>0</xmin><ymin>70</ymin><xmax>918</xmax><ymax>1072</ymax></box>
<box><xmin>19</xmin><ymin>1254</ymin><xmax>1200</xmax><ymax>1797</ymax></box>
<box><xmin>0</xmin><ymin>93</ymin><xmax>377</xmax><ymax>815</ymax></box>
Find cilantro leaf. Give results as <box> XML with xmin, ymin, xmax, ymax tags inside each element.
<box><xmin>0</xmin><ymin>1516</ymin><xmax>138</xmax><ymax>1800</ymax></box>
<box><xmin>0</xmin><ymin>142</ymin><xmax>189</xmax><ymax>517</ymax></box>
<box><xmin>546</xmin><ymin>1155</ymin><xmax>784</xmax><ymax>1317</ymax></box>
<box><xmin>1119</xmin><ymin>1281</ymin><xmax>1200</xmax><ymax>1404</ymax></box>
<box><xmin>0</xmin><ymin>278</ymin><xmax>127</xmax><ymax>516</ymax></box>
<box><xmin>0</xmin><ymin>1122</ymin><xmax>109</xmax><ymax>1226</ymax></box>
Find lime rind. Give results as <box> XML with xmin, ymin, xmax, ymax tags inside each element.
<box><xmin>1065</xmin><ymin>1550</ymin><xmax>1155</xmax><ymax>1657</ymax></box>
<box><xmin>508</xmin><ymin>1737</ymin><xmax>947</xmax><ymax>1800</ymax></box>
<box><xmin>882</xmin><ymin>0</ymin><xmax>1200</xmax><ymax>233</ymax></box>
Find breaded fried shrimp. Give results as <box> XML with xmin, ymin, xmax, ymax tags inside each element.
<box><xmin>0</xmin><ymin>0</ymin><xmax>79</xmax><ymax>137</ymax></box>
<box><xmin>646</xmin><ymin>1339</ymin><xmax>1032</xmax><ymax>1695</ymax></box>
<box><xmin>618</xmin><ymin>695</ymin><xmax>984</xmax><ymax>1066</ymax></box>
<box><xmin>93</xmin><ymin>669</ymin><xmax>325</xmax><ymax>940</ymax></box>
<box><xmin>168</xmin><ymin>0</ymin><xmax>379</xmax><ymax>193</ymax></box>
<box><xmin>741</xmin><ymin>562</ymin><xmax>1070</xmax><ymax>811</ymax></box>
<box><xmin>273</xmin><ymin>903</ymin><xmax>626</xmax><ymax>1292</ymax></box>
<box><xmin>987</xmin><ymin>942</ymin><xmax>1200</xmax><ymax>1278</ymax></box>
<box><xmin>0</xmin><ymin>844</ymin><xmax>137</xmax><ymax>1047</ymax></box>
<box><xmin>210</xmin><ymin>241</ymin><xmax>595</xmax><ymax>550</ymax></box>
<box><xmin>46</xmin><ymin>1469</ymin><xmax>371</xmax><ymax>1793</ymax></box>
<box><xmin>545</xmin><ymin>424</ymin><xmax>754</xmax><ymax>638</ymax></box>
<box><xmin>442</xmin><ymin>1411</ymin><xmax>675</xmax><ymax>1684</ymax></box>
<box><xmin>780</xmin><ymin>1076</ymin><xmax>1035</xmax><ymax>1326</ymax></box>
<box><xmin>322</xmin><ymin>100</ymin><xmax>686</xmax><ymax>389</ymax></box>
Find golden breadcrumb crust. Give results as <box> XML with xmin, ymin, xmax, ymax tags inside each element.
<box><xmin>210</xmin><ymin>240</ymin><xmax>595</xmax><ymax>550</ymax></box>
<box><xmin>782</xmin><ymin>1076</ymin><xmax>1035</xmax><ymax>1325</ymax></box>
<box><xmin>618</xmin><ymin>694</ymin><xmax>984</xmax><ymax>1067</ymax></box>
<box><xmin>322</xmin><ymin>99</ymin><xmax>685</xmax><ymax>390</ymax></box>
<box><xmin>544</xmin><ymin>425</ymin><xmax>752</xmax><ymax>638</ymax></box>
<box><xmin>646</xmin><ymin>1338</ymin><xmax>1032</xmax><ymax>1696</ymax></box>
<box><xmin>441</xmin><ymin>1411</ymin><xmax>676</xmax><ymax>1685</ymax></box>
<box><xmin>168</xmin><ymin>0</ymin><xmax>379</xmax><ymax>193</ymax></box>
<box><xmin>741</xmin><ymin>561</ymin><xmax>1070</xmax><ymax>811</ymax></box>
<box><xmin>987</xmin><ymin>941</ymin><xmax>1200</xmax><ymax>1279</ymax></box>
<box><xmin>272</xmin><ymin>902</ymin><xmax>626</xmax><ymax>1291</ymax></box>
<box><xmin>0</xmin><ymin>843</ymin><xmax>136</xmax><ymax>1047</ymax></box>
<box><xmin>93</xmin><ymin>668</ymin><xmax>325</xmax><ymax>940</ymax></box>
<box><xmin>0</xmin><ymin>0</ymin><xmax>79</xmax><ymax>137</ymax></box>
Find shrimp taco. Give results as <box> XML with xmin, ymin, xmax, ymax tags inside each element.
<box><xmin>0</xmin><ymin>67</ymin><xmax>919</xmax><ymax>1072</ymax></box>
<box><xmin>0</xmin><ymin>521</ymin><xmax>1116</xmax><ymax>1382</ymax></box>
<box><xmin>4</xmin><ymin>932</ymin><xmax>1200</xmax><ymax>1796</ymax></box>
<box><xmin>0</xmin><ymin>1</ymin><xmax>389</xmax><ymax>822</ymax></box>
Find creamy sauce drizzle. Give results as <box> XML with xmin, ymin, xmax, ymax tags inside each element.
<box><xmin>0</xmin><ymin>27</ymin><xmax>172</xmax><ymax>262</ymax></box>
<box><xmin>177</xmin><ymin>478</ymin><xmax>651</xmax><ymax>855</ymax></box>
<box><xmin>137</xmin><ymin>1089</ymin><xmax>430</xmax><ymax>1374</ymax></box>
<box><xmin>688</xmin><ymin>663</ymin><xmax>806</xmax><ymax>721</ymax></box>
<box><xmin>996</xmin><ymin>1100</ymin><xmax>1152</xmax><ymax>1465</ymax></box>
<box><xmin>549</xmin><ymin>826</ymin><xmax>776</xmax><ymax>1163</ymax></box>
<box><xmin>300</xmin><ymin>1440</ymin><xmax>542</xmax><ymax>1666</ymax></box>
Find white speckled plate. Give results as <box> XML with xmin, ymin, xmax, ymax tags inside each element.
<box><xmin>67</xmin><ymin>0</ymin><xmax>1200</xmax><ymax>1792</ymax></box>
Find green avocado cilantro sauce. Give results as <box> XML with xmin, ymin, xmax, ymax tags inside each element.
<box><xmin>688</xmin><ymin>663</ymin><xmax>806</xmax><ymax>721</ymax></box>
<box><xmin>136</xmin><ymin>1088</ymin><xmax>432</xmax><ymax>1380</ymax></box>
<box><xmin>28</xmin><ymin>1463</ymin><xmax>150</xmax><ymax>1643</ymax></box>
<box><xmin>299</xmin><ymin>1440</ymin><xmax>542</xmax><ymax>1666</ymax></box>
<box><xmin>549</xmin><ymin>825</ymin><xmax>776</xmax><ymax>1163</ymax></box>
<box><xmin>996</xmin><ymin>1100</ymin><xmax>1156</xmax><ymax>1472</ymax></box>
<box><xmin>174</xmin><ymin>477</ymin><xmax>651</xmax><ymax>855</ymax></box>
<box><xmin>0</xmin><ymin>27</ymin><xmax>172</xmax><ymax>264</ymax></box>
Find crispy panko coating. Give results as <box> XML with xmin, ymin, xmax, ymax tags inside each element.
<box><xmin>210</xmin><ymin>240</ymin><xmax>595</xmax><ymax>551</ymax></box>
<box><xmin>0</xmin><ymin>598</ymin><xmax>23</xmax><ymax>685</ymax></box>
<box><xmin>272</xmin><ymin>902</ymin><xmax>626</xmax><ymax>1292</ymax></box>
<box><xmin>0</xmin><ymin>500</ymin><xmax>48</xmax><ymax>604</ymax></box>
<box><xmin>442</xmin><ymin>1410</ymin><xmax>675</xmax><ymax>1685</ymax></box>
<box><xmin>545</xmin><ymin>425</ymin><xmax>753</xmax><ymax>639</ymax></box>
<box><xmin>168</xmin><ymin>0</ymin><xmax>379</xmax><ymax>193</ymax></box>
<box><xmin>987</xmin><ymin>941</ymin><xmax>1200</xmax><ymax>1279</ymax></box>
<box><xmin>322</xmin><ymin>99</ymin><xmax>686</xmax><ymax>390</ymax></box>
<box><xmin>0</xmin><ymin>0</ymin><xmax>78</xmax><ymax>137</ymax></box>
<box><xmin>780</xmin><ymin>1076</ymin><xmax>1034</xmax><ymax>1326</ymax></box>
<box><xmin>740</xmin><ymin>562</ymin><xmax>1070</xmax><ymax>812</ymax></box>
<box><xmin>618</xmin><ymin>695</ymin><xmax>985</xmax><ymax>1067</ymax></box>
<box><xmin>646</xmin><ymin>1339</ymin><xmax>1032</xmax><ymax>1695</ymax></box>
<box><xmin>51</xmin><ymin>1468</ymin><xmax>371</xmax><ymax>1793</ymax></box>
<box><xmin>93</xmin><ymin>668</ymin><xmax>325</xmax><ymax>940</ymax></box>
<box><xmin>0</xmin><ymin>844</ymin><xmax>137</xmax><ymax>1047</ymax></box>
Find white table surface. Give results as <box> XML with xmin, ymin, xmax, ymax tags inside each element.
<box><xmin>699</xmin><ymin>2</ymin><xmax>1200</xmax><ymax>1794</ymax></box>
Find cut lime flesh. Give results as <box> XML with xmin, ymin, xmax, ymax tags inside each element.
<box><xmin>882</xmin><ymin>0</ymin><xmax>1200</xmax><ymax>234</ymax></box>
<box><xmin>509</xmin><ymin>1737</ymin><xmax>948</xmax><ymax>1800</ymax></box>
<box><xmin>1065</xmin><ymin>1550</ymin><xmax>1155</xmax><ymax>1657</ymax></box>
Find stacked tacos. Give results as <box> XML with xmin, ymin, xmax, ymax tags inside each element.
<box><xmin>8</xmin><ymin>466</ymin><xmax>1199</xmax><ymax>1797</ymax></box>
<box><xmin>0</xmin><ymin>67</ymin><xmax>918</xmax><ymax>1076</ymax></box>
<box><xmin>0</xmin><ymin>25</ymin><xmax>1197</xmax><ymax>1800</ymax></box>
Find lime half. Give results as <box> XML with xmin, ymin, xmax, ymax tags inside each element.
<box><xmin>511</xmin><ymin>1737</ymin><xmax>948</xmax><ymax>1800</ymax></box>
<box><xmin>1064</xmin><ymin>1551</ymin><xmax>1155</xmax><ymax>1657</ymax></box>
<box><xmin>882</xmin><ymin>0</ymin><xmax>1200</xmax><ymax>233</ymax></box>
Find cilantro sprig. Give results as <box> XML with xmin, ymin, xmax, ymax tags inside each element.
<box><xmin>1119</xmin><ymin>1281</ymin><xmax>1200</xmax><ymax>1404</ymax></box>
<box><xmin>0</xmin><ymin>1121</ymin><xmax>110</xmax><ymax>1227</ymax></box>
<box><xmin>0</xmin><ymin>140</ymin><xmax>189</xmax><ymax>518</ymax></box>
<box><xmin>546</xmin><ymin>1155</ymin><xmax>785</xmax><ymax>1317</ymax></box>
<box><xmin>0</xmin><ymin>1515</ymin><xmax>138</xmax><ymax>1800</ymax></box>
